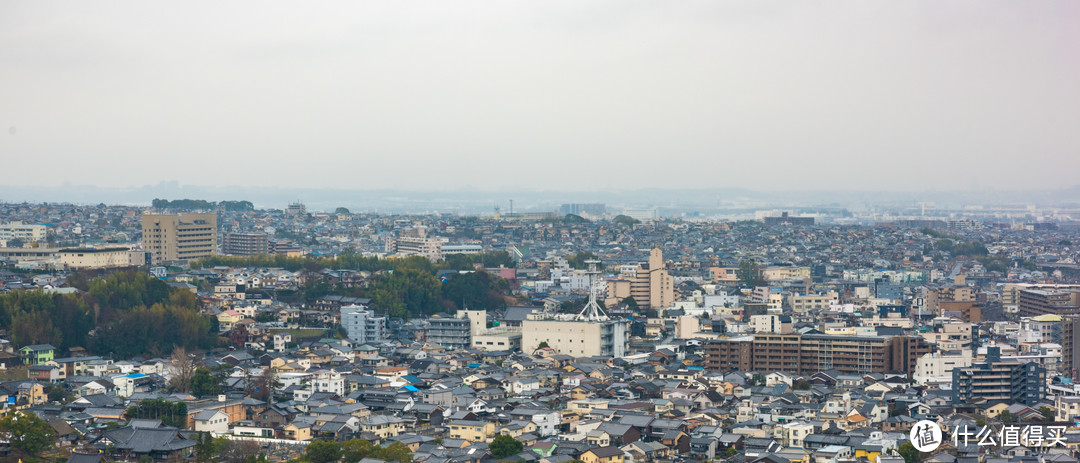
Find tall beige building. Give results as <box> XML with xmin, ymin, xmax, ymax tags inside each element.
<box><xmin>606</xmin><ymin>248</ymin><xmax>674</xmax><ymax>309</ymax></box>
<box><xmin>141</xmin><ymin>212</ymin><xmax>217</xmax><ymax>265</ymax></box>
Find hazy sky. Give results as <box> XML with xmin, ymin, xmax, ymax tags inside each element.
<box><xmin>2</xmin><ymin>1</ymin><xmax>1078</xmax><ymax>192</ymax></box>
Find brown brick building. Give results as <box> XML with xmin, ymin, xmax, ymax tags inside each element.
<box><xmin>705</xmin><ymin>332</ymin><xmax>933</xmax><ymax>375</ymax></box>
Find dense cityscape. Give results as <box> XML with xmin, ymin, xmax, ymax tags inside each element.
<box><xmin>3</xmin><ymin>0</ymin><xmax>1078</xmax><ymax>462</ymax></box>
<box><xmin>1</xmin><ymin>199</ymin><xmax>1080</xmax><ymax>463</ymax></box>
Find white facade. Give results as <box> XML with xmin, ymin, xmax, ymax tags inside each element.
<box><xmin>913</xmin><ymin>351</ymin><xmax>973</xmax><ymax>385</ymax></box>
<box><xmin>312</xmin><ymin>370</ymin><xmax>345</xmax><ymax>395</ymax></box>
<box><xmin>341</xmin><ymin>304</ymin><xmax>386</xmax><ymax>344</ymax></box>
<box><xmin>0</xmin><ymin>221</ymin><xmax>47</xmax><ymax>243</ymax></box>
<box><xmin>194</xmin><ymin>410</ymin><xmax>230</xmax><ymax>434</ymax></box>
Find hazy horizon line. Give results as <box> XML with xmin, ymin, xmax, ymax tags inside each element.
<box><xmin>3</xmin><ymin>182</ymin><xmax>1080</xmax><ymax>195</ymax></box>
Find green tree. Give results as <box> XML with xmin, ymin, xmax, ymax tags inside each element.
<box><xmin>490</xmin><ymin>435</ymin><xmax>524</xmax><ymax>459</ymax></box>
<box><xmin>364</xmin><ymin>267</ymin><xmax>443</xmax><ymax>318</ymax></box>
<box><xmin>998</xmin><ymin>410</ymin><xmax>1014</xmax><ymax>423</ymax></box>
<box><xmin>342</xmin><ymin>439</ymin><xmax>376</xmax><ymax>463</ymax></box>
<box><xmin>306</xmin><ymin>440</ymin><xmax>343</xmax><ymax>463</ymax></box>
<box><xmin>897</xmin><ymin>442</ymin><xmax>921</xmax><ymax>463</ymax></box>
<box><xmin>621</xmin><ymin>296</ymin><xmax>639</xmax><ymax>311</ymax></box>
<box><xmin>752</xmin><ymin>373</ymin><xmax>766</xmax><ymax>386</ymax></box>
<box><xmin>1040</xmin><ymin>406</ymin><xmax>1055</xmax><ymax>421</ymax></box>
<box><xmin>613</xmin><ymin>215</ymin><xmax>640</xmax><ymax>226</ymax></box>
<box><xmin>190</xmin><ymin>367</ymin><xmax>223</xmax><ymax>397</ymax></box>
<box><xmin>374</xmin><ymin>442</ymin><xmax>413</xmax><ymax>463</ymax></box>
<box><xmin>441</xmin><ymin>271</ymin><xmax>508</xmax><ymax>311</ymax></box>
<box><xmin>194</xmin><ymin>431</ymin><xmax>226</xmax><ymax>463</ymax></box>
<box><xmin>736</xmin><ymin>260</ymin><xmax>764</xmax><ymax>287</ymax></box>
<box><xmin>567</xmin><ymin>252</ymin><xmax>599</xmax><ymax>269</ymax></box>
<box><xmin>0</xmin><ymin>410</ymin><xmax>56</xmax><ymax>456</ymax></box>
<box><xmin>125</xmin><ymin>399</ymin><xmax>188</xmax><ymax>428</ymax></box>
<box><xmin>335</xmin><ymin>207</ymin><xmax>351</xmax><ymax>214</ymax></box>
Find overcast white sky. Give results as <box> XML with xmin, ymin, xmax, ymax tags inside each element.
<box><xmin>2</xmin><ymin>1</ymin><xmax>1078</xmax><ymax>192</ymax></box>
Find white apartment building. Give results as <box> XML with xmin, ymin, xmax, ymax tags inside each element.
<box><xmin>913</xmin><ymin>350</ymin><xmax>973</xmax><ymax>385</ymax></box>
<box><xmin>341</xmin><ymin>304</ymin><xmax>386</xmax><ymax>345</ymax></box>
<box><xmin>0</xmin><ymin>221</ymin><xmax>47</xmax><ymax>244</ymax></box>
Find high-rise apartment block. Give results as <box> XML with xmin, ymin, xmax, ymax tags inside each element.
<box><xmin>425</xmin><ymin>317</ymin><xmax>472</xmax><ymax>350</ymax></box>
<box><xmin>384</xmin><ymin>228</ymin><xmax>443</xmax><ymax>262</ymax></box>
<box><xmin>952</xmin><ymin>347</ymin><xmax>1046</xmax><ymax>406</ymax></box>
<box><xmin>606</xmin><ymin>248</ymin><xmax>674</xmax><ymax>309</ymax></box>
<box><xmin>141</xmin><ymin>212</ymin><xmax>217</xmax><ymax>265</ymax></box>
<box><xmin>1019</xmin><ymin>288</ymin><xmax>1080</xmax><ymax>317</ymax></box>
<box><xmin>341</xmin><ymin>304</ymin><xmax>386</xmax><ymax>345</ymax></box>
<box><xmin>1063</xmin><ymin>316</ymin><xmax>1080</xmax><ymax>380</ymax></box>
<box><xmin>222</xmin><ymin>232</ymin><xmax>270</xmax><ymax>256</ymax></box>
<box><xmin>704</xmin><ymin>332</ymin><xmax>933</xmax><ymax>375</ymax></box>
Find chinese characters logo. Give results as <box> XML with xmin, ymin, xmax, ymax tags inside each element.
<box><xmin>952</xmin><ymin>425</ymin><xmax>1067</xmax><ymax>448</ymax></box>
<box><xmin>911</xmin><ymin>420</ymin><xmax>943</xmax><ymax>452</ymax></box>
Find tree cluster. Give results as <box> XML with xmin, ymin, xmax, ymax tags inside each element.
<box><xmin>933</xmin><ymin>238</ymin><xmax>989</xmax><ymax>257</ymax></box>
<box><xmin>125</xmin><ymin>399</ymin><xmax>188</xmax><ymax>428</ymax></box>
<box><xmin>0</xmin><ymin>410</ymin><xmax>56</xmax><ymax>456</ymax></box>
<box><xmin>151</xmin><ymin>198</ymin><xmax>253</xmax><ymax>211</ymax></box>
<box><xmin>566</xmin><ymin>251</ymin><xmax>599</xmax><ymax>269</ymax></box>
<box><xmin>195</xmin><ymin>432</ymin><xmax>267</xmax><ymax>463</ymax></box>
<box><xmin>736</xmin><ymin>260</ymin><xmax>766</xmax><ymax>287</ymax></box>
<box><xmin>192</xmin><ymin>250</ymin><xmax>513</xmax><ymax>274</ymax></box>
<box><xmin>0</xmin><ymin>269</ymin><xmax>217</xmax><ymax>356</ymax></box>
<box><xmin>304</xmin><ymin>439</ymin><xmax>413</xmax><ymax>463</ymax></box>
<box><xmin>196</xmin><ymin>251</ymin><xmax>515</xmax><ymax>319</ymax></box>
<box><xmin>489</xmin><ymin>435</ymin><xmax>524</xmax><ymax>459</ymax></box>
<box><xmin>441</xmin><ymin>270</ymin><xmax>510</xmax><ymax>312</ymax></box>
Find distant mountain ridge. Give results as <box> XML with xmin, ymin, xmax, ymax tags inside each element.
<box><xmin>1</xmin><ymin>182</ymin><xmax>1079</xmax><ymax>214</ymax></box>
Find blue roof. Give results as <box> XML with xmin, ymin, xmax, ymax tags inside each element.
<box><xmin>121</xmin><ymin>373</ymin><xmax>148</xmax><ymax>379</ymax></box>
<box><xmin>400</xmin><ymin>385</ymin><xmax>419</xmax><ymax>392</ymax></box>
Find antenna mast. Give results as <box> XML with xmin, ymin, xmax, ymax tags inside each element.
<box><xmin>577</xmin><ymin>259</ymin><xmax>608</xmax><ymax>321</ymax></box>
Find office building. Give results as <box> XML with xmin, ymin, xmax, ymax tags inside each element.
<box><xmin>341</xmin><ymin>304</ymin><xmax>386</xmax><ymax>345</ymax></box>
<box><xmin>952</xmin><ymin>347</ymin><xmax>1046</xmax><ymax>406</ymax></box>
<box><xmin>222</xmin><ymin>232</ymin><xmax>270</xmax><ymax>256</ymax></box>
<box><xmin>141</xmin><ymin>212</ymin><xmax>217</xmax><ymax>265</ymax></box>
<box><xmin>559</xmin><ymin>203</ymin><xmax>606</xmax><ymax>216</ymax></box>
<box><xmin>764</xmin><ymin>212</ymin><xmax>814</xmax><ymax>226</ymax></box>
<box><xmin>0</xmin><ymin>221</ymin><xmax>47</xmax><ymax>244</ymax></box>
<box><xmin>522</xmin><ymin>314</ymin><xmax>629</xmax><ymax>358</ymax></box>
<box><xmin>286</xmin><ymin>202</ymin><xmax>306</xmax><ymax>216</ymax></box>
<box><xmin>59</xmin><ymin>247</ymin><xmax>133</xmax><ymax>269</ymax></box>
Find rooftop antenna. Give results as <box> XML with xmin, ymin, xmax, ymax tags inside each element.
<box><xmin>577</xmin><ymin>259</ymin><xmax>608</xmax><ymax>321</ymax></box>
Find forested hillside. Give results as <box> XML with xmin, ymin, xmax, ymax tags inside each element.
<box><xmin>0</xmin><ymin>270</ymin><xmax>217</xmax><ymax>357</ymax></box>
